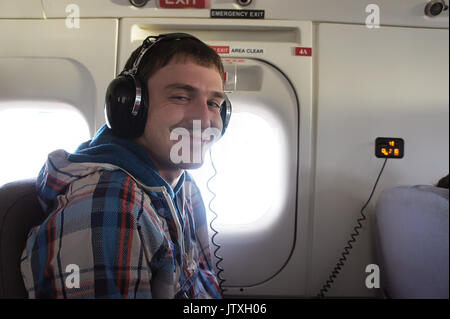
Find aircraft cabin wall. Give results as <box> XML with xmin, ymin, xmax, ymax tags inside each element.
<box><xmin>0</xmin><ymin>0</ymin><xmax>448</xmax><ymax>298</ymax></box>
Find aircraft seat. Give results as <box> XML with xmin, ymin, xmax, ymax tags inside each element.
<box><xmin>374</xmin><ymin>185</ymin><xmax>449</xmax><ymax>299</ymax></box>
<box><xmin>0</xmin><ymin>179</ymin><xmax>46</xmax><ymax>298</ymax></box>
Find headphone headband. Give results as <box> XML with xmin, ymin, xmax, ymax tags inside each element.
<box><xmin>125</xmin><ymin>33</ymin><xmax>203</xmax><ymax>77</ymax></box>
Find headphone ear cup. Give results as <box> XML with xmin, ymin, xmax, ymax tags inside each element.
<box><xmin>132</xmin><ymin>76</ymin><xmax>148</xmax><ymax>137</ymax></box>
<box><xmin>105</xmin><ymin>75</ymin><xmax>148</xmax><ymax>138</ymax></box>
<box><xmin>220</xmin><ymin>95</ymin><xmax>232</xmax><ymax>136</ymax></box>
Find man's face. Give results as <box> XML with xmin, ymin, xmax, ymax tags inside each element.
<box><xmin>137</xmin><ymin>57</ymin><xmax>224</xmax><ymax>171</ymax></box>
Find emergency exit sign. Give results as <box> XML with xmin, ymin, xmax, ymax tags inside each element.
<box><xmin>159</xmin><ymin>0</ymin><xmax>208</xmax><ymax>8</ymax></box>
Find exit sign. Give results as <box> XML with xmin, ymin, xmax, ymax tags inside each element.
<box><xmin>159</xmin><ymin>0</ymin><xmax>209</xmax><ymax>8</ymax></box>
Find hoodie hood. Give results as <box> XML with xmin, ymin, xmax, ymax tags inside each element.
<box><xmin>36</xmin><ymin>124</ymin><xmax>184</xmax><ymax>213</ymax></box>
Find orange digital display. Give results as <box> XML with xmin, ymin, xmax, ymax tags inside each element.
<box><xmin>375</xmin><ymin>137</ymin><xmax>404</xmax><ymax>159</ymax></box>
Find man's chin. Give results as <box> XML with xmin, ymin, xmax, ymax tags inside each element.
<box><xmin>177</xmin><ymin>161</ymin><xmax>205</xmax><ymax>170</ymax></box>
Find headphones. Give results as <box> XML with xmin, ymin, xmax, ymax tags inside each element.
<box><xmin>104</xmin><ymin>33</ymin><xmax>232</xmax><ymax>139</ymax></box>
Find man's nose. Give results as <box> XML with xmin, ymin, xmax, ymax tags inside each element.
<box><xmin>189</xmin><ymin>97</ymin><xmax>212</xmax><ymax>129</ymax></box>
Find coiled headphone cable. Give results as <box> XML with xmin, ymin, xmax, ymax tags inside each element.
<box><xmin>207</xmin><ymin>149</ymin><xmax>227</xmax><ymax>295</ymax></box>
<box><xmin>317</xmin><ymin>158</ymin><xmax>388</xmax><ymax>298</ymax></box>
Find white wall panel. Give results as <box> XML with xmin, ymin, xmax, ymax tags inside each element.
<box><xmin>0</xmin><ymin>0</ymin><xmax>446</xmax><ymax>28</ymax></box>
<box><xmin>0</xmin><ymin>19</ymin><xmax>118</xmax><ymax>134</ymax></box>
<box><xmin>0</xmin><ymin>0</ymin><xmax>43</xmax><ymax>18</ymax></box>
<box><xmin>313</xmin><ymin>23</ymin><xmax>449</xmax><ymax>297</ymax></box>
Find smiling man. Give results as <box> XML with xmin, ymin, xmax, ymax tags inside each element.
<box><xmin>20</xmin><ymin>34</ymin><xmax>228</xmax><ymax>299</ymax></box>
<box><xmin>136</xmin><ymin>56</ymin><xmax>225</xmax><ymax>182</ymax></box>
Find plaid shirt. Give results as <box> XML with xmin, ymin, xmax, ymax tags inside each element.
<box><xmin>20</xmin><ymin>148</ymin><xmax>222</xmax><ymax>299</ymax></box>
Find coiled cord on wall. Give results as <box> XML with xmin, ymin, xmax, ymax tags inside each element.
<box><xmin>207</xmin><ymin>149</ymin><xmax>227</xmax><ymax>295</ymax></box>
<box><xmin>317</xmin><ymin>158</ymin><xmax>388</xmax><ymax>298</ymax></box>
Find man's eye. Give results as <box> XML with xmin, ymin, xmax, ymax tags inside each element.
<box><xmin>208</xmin><ymin>101</ymin><xmax>222</xmax><ymax>109</ymax></box>
<box><xmin>171</xmin><ymin>96</ymin><xmax>189</xmax><ymax>101</ymax></box>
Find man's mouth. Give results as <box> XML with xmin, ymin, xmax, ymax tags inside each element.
<box><xmin>186</xmin><ymin>131</ymin><xmax>215</xmax><ymax>143</ymax></box>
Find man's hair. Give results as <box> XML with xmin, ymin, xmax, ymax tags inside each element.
<box><xmin>123</xmin><ymin>36</ymin><xmax>224</xmax><ymax>85</ymax></box>
<box><xmin>436</xmin><ymin>174</ymin><xmax>449</xmax><ymax>189</ymax></box>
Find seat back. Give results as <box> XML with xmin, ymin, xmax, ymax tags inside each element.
<box><xmin>374</xmin><ymin>185</ymin><xmax>449</xmax><ymax>299</ymax></box>
<box><xmin>0</xmin><ymin>179</ymin><xmax>46</xmax><ymax>298</ymax></box>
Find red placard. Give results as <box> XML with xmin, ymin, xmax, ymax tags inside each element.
<box><xmin>159</xmin><ymin>0</ymin><xmax>208</xmax><ymax>9</ymax></box>
<box><xmin>222</xmin><ymin>58</ymin><xmax>245</xmax><ymax>63</ymax></box>
<box><xmin>210</xmin><ymin>46</ymin><xmax>230</xmax><ymax>54</ymax></box>
<box><xmin>295</xmin><ymin>47</ymin><xmax>312</xmax><ymax>56</ymax></box>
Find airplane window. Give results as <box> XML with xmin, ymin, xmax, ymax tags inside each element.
<box><xmin>189</xmin><ymin>111</ymin><xmax>285</xmax><ymax>227</ymax></box>
<box><xmin>0</xmin><ymin>101</ymin><xmax>90</xmax><ymax>187</ymax></box>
